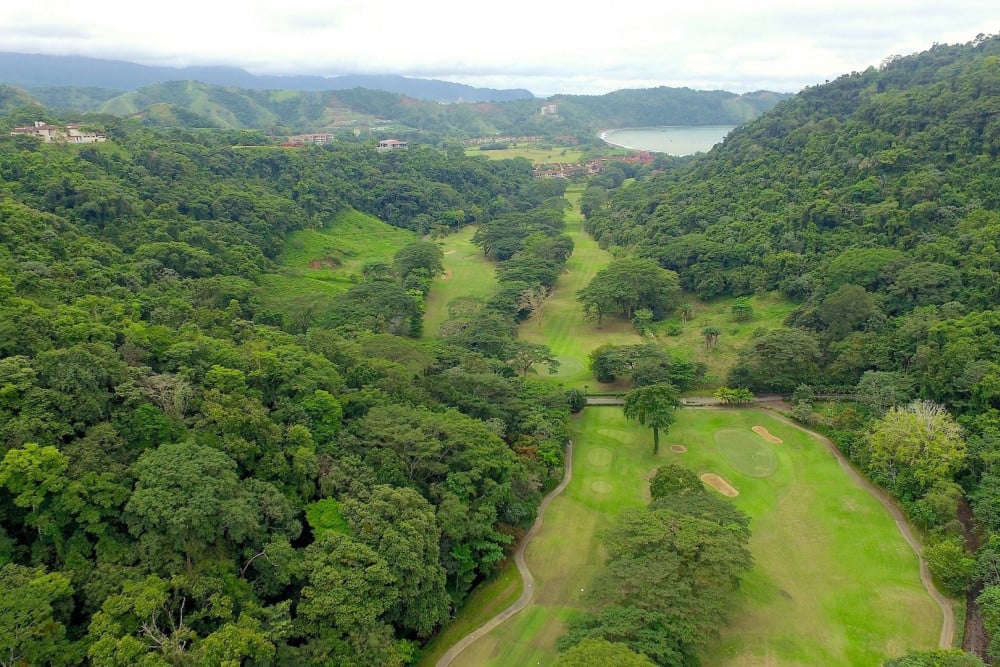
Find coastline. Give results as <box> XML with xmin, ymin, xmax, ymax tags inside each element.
<box><xmin>599</xmin><ymin>125</ymin><xmax>736</xmax><ymax>155</ymax></box>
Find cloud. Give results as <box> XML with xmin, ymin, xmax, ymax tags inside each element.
<box><xmin>0</xmin><ymin>0</ymin><xmax>997</xmax><ymax>94</ymax></box>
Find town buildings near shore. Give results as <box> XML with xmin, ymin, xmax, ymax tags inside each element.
<box><xmin>10</xmin><ymin>121</ymin><xmax>107</xmax><ymax>143</ymax></box>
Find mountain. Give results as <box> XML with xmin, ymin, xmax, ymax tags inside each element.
<box><xmin>0</xmin><ymin>84</ymin><xmax>41</xmax><ymax>114</ymax></box>
<box><xmin>0</xmin><ymin>51</ymin><xmax>534</xmax><ymax>103</ymax></box>
<box><xmin>84</xmin><ymin>79</ymin><xmax>787</xmax><ymax>138</ymax></box>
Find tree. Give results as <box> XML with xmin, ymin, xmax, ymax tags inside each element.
<box><xmin>392</xmin><ymin>241</ymin><xmax>444</xmax><ymax>280</ymax></box>
<box><xmin>727</xmin><ymin>328</ymin><xmax>821</xmax><ymax>393</ymax></box>
<box><xmin>0</xmin><ymin>443</ymin><xmax>68</xmax><ymax>536</ymax></box>
<box><xmin>341</xmin><ymin>486</ymin><xmax>450</xmax><ymax>637</ymax></box>
<box><xmin>924</xmin><ymin>536</ymin><xmax>975</xmax><ymax>596</ymax></box>
<box><xmin>855</xmin><ymin>371</ymin><xmax>912</xmax><ymax>416</ymax></box>
<box><xmin>730</xmin><ymin>297</ymin><xmax>754</xmax><ymax>322</ymax></box>
<box><xmin>648</xmin><ymin>464</ymin><xmax>703</xmax><ymax>499</ymax></box>
<box><xmin>517</xmin><ymin>286</ymin><xmax>549</xmax><ymax>328</ymax></box>
<box><xmin>559</xmin><ymin>508</ymin><xmax>752</xmax><ymax>665</ymax></box>
<box><xmin>632</xmin><ymin>308</ymin><xmax>654</xmax><ymax>335</ymax></box>
<box><xmin>623</xmin><ymin>383</ymin><xmax>680</xmax><ymax>454</ymax></box>
<box><xmin>0</xmin><ymin>564</ymin><xmax>74</xmax><ymax>667</ymax></box>
<box><xmin>577</xmin><ymin>258</ymin><xmax>681</xmax><ymax>323</ymax></box>
<box><xmin>555</xmin><ymin>638</ymin><xmax>655</xmax><ymax>666</ymax></box>
<box><xmin>504</xmin><ymin>340</ymin><xmax>560</xmax><ymax>377</ymax></box>
<box><xmin>124</xmin><ymin>441</ymin><xmax>258</xmax><ymax>569</ymax></box>
<box><xmin>819</xmin><ymin>284</ymin><xmax>876</xmax><ymax>339</ymax></box>
<box><xmin>702</xmin><ymin>326</ymin><xmax>721</xmax><ymax>349</ymax></box>
<box><xmin>866</xmin><ymin>400</ymin><xmax>966</xmax><ymax>499</ymax></box>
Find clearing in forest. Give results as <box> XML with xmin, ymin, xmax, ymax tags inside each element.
<box><xmin>259</xmin><ymin>208</ymin><xmax>416</xmax><ymax>324</ymax></box>
<box><xmin>423</xmin><ymin>225</ymin><xmax>500</xmax><ymax>336</ymax></box>
<box><xmin>448</xmin><ymin>408</ymin><xmax>942</xmax><ymax>667</ymax></box>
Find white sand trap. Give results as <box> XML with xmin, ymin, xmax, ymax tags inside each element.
<box><xmin>670</xmin><ymin>444</ymin><xmax>688</xmax><ymax>453</ymax></box>
<box><xmin>701</xmin><ymin>473</ymin><xmax>739</xmax><ymax>497</ymax></box>
<box><xmin>753</xmin><ymin>425</ymin><xmax>783</xmax><ymax>444</ymax></box>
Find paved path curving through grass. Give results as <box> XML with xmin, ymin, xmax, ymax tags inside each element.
<box><xmin>758</xmin><ymin>408</ymin><xmax>955</xmax><ymax>649</ymax></box>
<box><xmin>435</xmin><ymin>441</ymin><xmax>575</xmax><ymax>667</ymax></box>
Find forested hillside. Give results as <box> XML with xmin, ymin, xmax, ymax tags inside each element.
<box><xmin>0</xmin><ymin>77</ymin><xmax>787</xmax><ymax>141</ymax></box>
<box><xmin>586</xmin><ymin>33</ymin><xmax>1000</xmax><ymax>659</ymax></box>
<box><xmin>93</xmin><ymin>84</ymin><xmax>786</xmax><ymax>139</ymax></box>
<box><xmin>0</xmin><ymin>122</ymin><xmax>576</xmax><ymax>665</ymax></box>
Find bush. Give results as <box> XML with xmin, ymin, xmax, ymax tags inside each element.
<box><xmin>566</xmin><ymin>388</ymin><xmax>587</xmax><ymax>413</ymax></box>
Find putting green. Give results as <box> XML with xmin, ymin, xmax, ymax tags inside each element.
<box><xmin>714</xmin><ymin>427</ymin><xmax>778</xmax><ymax>478</ymax></box>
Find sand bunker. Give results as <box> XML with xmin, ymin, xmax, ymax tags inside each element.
<box><xmin>753</xmin><ymin>426</ymin><xmax>783</xmax><ymax>444</ymax></box>
<box><xmin>441</xmin><ymin>269</ymin><xmax>453</xmax><ymax>280</ymax></box>
<box><xmin>701</xmin><ymin>473</ymin><xmax>739</xmax><ymax>497</ymax></box>
<box><xmin>670</xmin><ymin>445</ymin><xmax>688</xmax><ymax>453</ymax></box>
<box><xmin>591</xmin><ymin>480</ymin><xmax>613</xmax><ymax>494</ymax></box>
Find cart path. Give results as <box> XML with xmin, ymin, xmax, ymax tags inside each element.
<box><xmin>435</xmin><ymin>441</ymin><xmax>574</xmax><ymax>667</ymax></box>
<box><xmin>758</xmin><ymin>408</ymin><xmax>955</xmax><ymax>649</ymax></box>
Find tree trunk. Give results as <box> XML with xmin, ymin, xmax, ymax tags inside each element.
<box><xmin>652</xmin><ymin>426</ymin><xmax>660</xmax><ymax>454</ymax></box>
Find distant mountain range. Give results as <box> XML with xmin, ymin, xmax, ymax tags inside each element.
<box><xmin>0</xmin><ymin>52</ymin><xmax>534</xmax><ymax>103</ymax></box>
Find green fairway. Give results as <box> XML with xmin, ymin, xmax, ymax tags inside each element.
<box><xmin>465</xmin><ymin>145</ymin><xmax>586</xmax><ymax>163</ymax></box>
<box><xmin>451</xmin><ymin>408</ymin><xmax>942</xmax><ymax>667</ymax></box>
<box><xmin>423</xmin><ymin>226</ymin><xmax>500</xmax><ymax>336</ymax></box>
<box><xmin>518</xmin><ymin>186</ymin><xmax>643</xmax><ymax>390</ymax></box>
<box><xmin>259</xmin><ymin>209</ymin><xmax>415</xmax><ymax>323</ymax></box>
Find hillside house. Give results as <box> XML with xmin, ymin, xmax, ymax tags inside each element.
<box><xmin>283</xmin><ymin>133</ymin><xmax>334</xmax><ymax>147</ymax></box>
<box><xmin>10</xmin><ymin>121</ymin><xmax>106</xmax><ymax>143</ymax></box>
<box><xmin>377</xmin><ymin>139</ymin><xmax>408</xmax><ymax>152</ymax></box>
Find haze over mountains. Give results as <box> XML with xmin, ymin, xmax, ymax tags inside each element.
<box><xmin>0</xmin><ymin>52</ymin><xmax>535</xmax><ymax>103</ymax></box>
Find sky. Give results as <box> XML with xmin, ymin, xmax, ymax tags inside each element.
<box><xmin>1</xmin><ymin>0</ymin><xmax>998</xmax><ymax>96</ymax></box>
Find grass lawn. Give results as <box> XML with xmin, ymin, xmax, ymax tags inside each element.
<box><xmin>423</xmin><ymin>226</ymin><xmax>500</xmax><ymax>336</ymax></box>
<box><xmin>258</xmin><ymin>209</ymin><xmax>416</xmax><ymax>323</ymax></box>
<box><xmin>450</xmin><ymin>407</ymin><xmax>941</xmax><ymax>667</ymax></box>
<box><xmin>465</xmin><ymin>145</ymin><xmax>586</xmax><ymax>163</ymax></box>
<box><xmin>518</xmin><ymin>186</ymin><xmax>643</xmax><ymax>390</ymax></box>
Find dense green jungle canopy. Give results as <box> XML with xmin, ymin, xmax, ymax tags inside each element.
<box><xmin>0</xmin><ymin>124</ymin><xmax>579</xmax><ymax>665</ymax></box>
<box><xmin>586</xmin><ymin>33</ymin><xmax>1000</xmax><ymax>662</ymax></box>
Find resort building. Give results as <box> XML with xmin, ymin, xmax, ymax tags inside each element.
<box><xmin>377</xmin><ymin>139</ymin><xmax>408</xmax><ymax>151</ymax></box>
<box><xmin>10</xmin><ymin>121</ymin><xmax>106</xmax><ymax>143</ymax></box>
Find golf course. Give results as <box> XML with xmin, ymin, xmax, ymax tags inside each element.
<box><xmin>446</xmin><ymin>407</ymin><xmax>943</xmax><ymax>666</ymax></box>
<box><xmin>422</xmin><ymin>185</ymin><xmax>951</xmax><ymax>667</ymax></box>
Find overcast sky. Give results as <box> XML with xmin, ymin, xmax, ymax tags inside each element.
<box><xmin>2</xmin><ymin>0</ymin><xmax>998</xmax><ymax>95</ymax></box>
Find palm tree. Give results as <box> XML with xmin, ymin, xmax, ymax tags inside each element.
<box><xmin>623</xmin><ymin>383</ymin><xmax>680</xmax><ymax>454</ymax></box>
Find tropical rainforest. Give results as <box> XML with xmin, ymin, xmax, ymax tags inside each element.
<box><xmin>0</xmin><ymin>124</ymin><xmax>581</xmax><ymax>665</ymax></box>
<box><xmin>1</xmin><ymin>30</ymin><xmax>1000</xmax><ymax>667</ymax></box>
